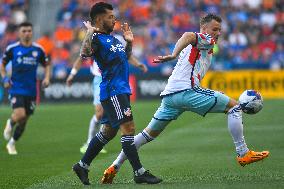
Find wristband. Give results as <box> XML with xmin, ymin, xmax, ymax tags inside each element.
<box><xmin>70</xmin><ymin>68</ymin><xmax>78</xmax><ymax>76</ymax></box>
<box><xmin>2</xmin><ymin>76</ymin><xmax>10</xmax><ymax>84</ymax></box>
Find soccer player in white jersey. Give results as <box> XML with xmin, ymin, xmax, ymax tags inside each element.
<box><xmin>67</xmin><ymin>56</ymin><xmax>147</xmax><ymax>154</ymax></box>
<box><xmin>101</xmin><ymin>13</ymin><xmax>269</xmax><ymax>184</ymax></box>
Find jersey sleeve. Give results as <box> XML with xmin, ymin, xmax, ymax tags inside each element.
<box><xmin>2</xmin><ymin>46</ymin><xmax>13</xmax><ymax>64</ymax></box>
<box><xmin>80</xmin><ymin>32</ymin><xmax>99</xmax><ymax>58</ymax></box>
<box><xmin>195</xmin><ymin>33</ymin><xmax>215</xmax><ymax>50</ymax></box>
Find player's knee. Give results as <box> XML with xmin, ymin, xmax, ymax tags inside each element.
<box><xmin>101</xmin><ymin>124</ymin><xmax>118</xmax><ymax>140</ymax></box>
<box><xmin>120</xmin><ymin>121</ymin><xmax>135</xmax><ymax>135</ymax></box>
<box><xmin>95</xmin><ymin>105</ymin><xmax>103</xmax><ymax>120</ymax></box>
<box><xmin>225</xmin><ymin>98</ymin><xmax>238</xmax><ymax>113</ymax></box>
<box><xmin>96</xmin><ymin>112</ymin><xmax>103</xmax><ymax>121</ymax></box>
<box><xmin>12</xmin><ymin>111</ymin><xmax>27</xmax><ymax>122</ymax></box>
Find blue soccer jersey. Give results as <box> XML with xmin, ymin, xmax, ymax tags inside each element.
<box><xmin>82</xmin><ymin>32</ymin><xmax>131</xmax><ymax>101</ymax></box>
<box><xmin>2</xmin><ymin>42</ymin><xmax>48</xmax><ymax>97</ymax></box>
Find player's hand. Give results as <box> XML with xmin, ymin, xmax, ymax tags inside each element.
<box><xmin>122</xmin><ymin>23</ymin><xmax>133</xmax><ymax>43</ymax></box>
<box><xmin>42</xmin><ymin>78</ymin><xmax>50</xmax><ymax>88</ymax></box>
<box><xmin>66</xmin><ymin>74</ymin><xmax>74</xmax><ymax>87</ymax></box>
<box><xmin>83</xmin><ymin>21</ymin><xmax>99</xmax><ymax>33</ymax></box>
<box><xmin>3</xmin><ymin>82</ymin><xmax>11</xmax><ymax>89</ymax></box>
<box><xmin>152</xmin><ymin>55</ymin><xmax>176</xmax><ymax>64</ymax></box>
<box><xmin>2</xmin><ymin>76</ymin><xmax>11</xmax><ymax>89</ymax></box>
<box><xmin>137</xmin><ymin>64</ymin><xmax>148</xmax><ymax>73</ymax></box>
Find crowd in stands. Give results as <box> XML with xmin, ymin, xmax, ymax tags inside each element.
<box><xmin>1</xmin><ymin>0</ymin><xmax>284</xmax><ymax>78</ymax></box>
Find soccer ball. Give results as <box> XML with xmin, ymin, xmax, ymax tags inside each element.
<box><xmin>239</xmin><ymin>90</ymin><xmax>263</xmax><ymax>114</ymax></box>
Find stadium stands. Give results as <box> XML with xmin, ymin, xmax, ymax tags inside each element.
<box><xmin>1</xmin><ymin>0</ymin><xmax>284</xmax><ymax>78</ymax></box>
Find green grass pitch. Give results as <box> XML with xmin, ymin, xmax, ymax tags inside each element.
<box><xmin>0</xmin><ymin>100</ymin><xmax>284</xmax><ymax>189</ymax></box>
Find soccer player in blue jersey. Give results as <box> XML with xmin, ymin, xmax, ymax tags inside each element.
<box><xmin>71</xmin><ymin>2</ymin><xmax>161</xmax><ymax>185</ymax></box>
<box><xmin>0</xmin><ymin>22</ymin><xmax>51</xmax><ymax>155</ymax></box>
<box><xmin>66</xmin><ymin>55</ymin><xmax>147</xmax><ymax>155</ymax></box>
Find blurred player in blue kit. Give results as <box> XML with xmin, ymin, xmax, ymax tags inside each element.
<box><xmin>0</xmin><ymin>22</ymin><xmax>51</xmax><ymax>155</ymax></box>
<box><xmin>71</xmin><ymin>2</ymin><xmax>161</xmax><ymax>185</ymax></box>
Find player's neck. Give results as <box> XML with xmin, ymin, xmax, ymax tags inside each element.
<box><xmin>20</xmin><ymin>40</ymin><xmax>32</xmax><ymax>47</ymax></box>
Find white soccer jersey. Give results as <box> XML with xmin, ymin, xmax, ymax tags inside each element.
<box><xmin>160</xmin><ymin>33</ymin><xmax>216</xmax><ymax>96</ymax></box>
<box><xmin>90</xmin><ymin>60</ymin><xmax>101</xmax><ymax>76</ymax></box>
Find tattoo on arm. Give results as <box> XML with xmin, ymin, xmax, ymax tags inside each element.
<box><xmin>80</xmin><ymin>31</ymin><xmax>94</xmax><ymax>57</ymax></box>
<box><xmin>125</xmin><ymin>42</ymin><xmax>132</xmax><ymax>58</ymax></box>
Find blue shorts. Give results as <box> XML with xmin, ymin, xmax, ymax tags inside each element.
<box><xmin>93</xmin><ymin>76</ymin><xmax>102</xmax><ymax>105</ymax></box>
<box><xmin>9</xmin><ymin>94</ymin><xmax>36</xmax><ymax>115</ymax></box>
<box><xmin>100</xmin><ymin>94</ymin><xmax>133</xmax><ymax>129</ymax></box>
<box><xmin>154</xmin><ymin>86</ymin><xmax>230</xmax><ymax>121</ymax></box>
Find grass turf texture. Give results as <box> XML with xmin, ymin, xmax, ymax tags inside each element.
<box><xmin>0</xmin><ymin>100</ymin><xmax>283</xmax><ymax>189</ymax></box>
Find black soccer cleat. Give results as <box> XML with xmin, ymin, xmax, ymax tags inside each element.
<box><xmin>72</xmin><ymin>163</ymin><xmax>90</xmax><ymax>185</ymax></box>
<box><xmin>134</xmin><ymin>170</ymin><xmax>162</xmax><ymax>184</ymax></box>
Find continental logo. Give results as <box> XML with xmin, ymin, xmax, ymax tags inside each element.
<box><xmin>201</xmin><ymin>71</ymin><xmax>284</xmax><ymax>99</ymax></box>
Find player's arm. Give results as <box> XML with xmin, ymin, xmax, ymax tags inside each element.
<box><xmin>0</xmin><ymin>60</ymin><xmax>10</xmax><ymax>88</ymax></box>
<box><xmin>122</xmin><ymin>23</ymin><xmax>133</xmax><ymax>58</ymax></box>
<box><xmin>66</xmin><ymin>21</ymin><xmax>99</xmax><ymax>86</ymax></box>
<box><xmin>42</xmin><ymin>62</ymin><xmax>51</xmax><ymax>88</ymax></box>
<box><xmin>80</xmin><ymin>21</ymin><xmax>99</xmax><ymax>58</ymax></box>
<box><xmin>66</xmin><ymin>57</ymin><xmax>83</xmax><ymax>86</ymax></box>
<box><xmin>153</xmin><ymin>32</ymin><xmax>196</xmax><ymax>63</ymax></box>
<box><xmin>1</xmin><ymin>47</ymin><xmax>13</xmax><ymax>88</ymax></box>
<box><xmin>128</xmin><ymin>55</ymin><xmax>148</xmax><ymax>73</ymax></box>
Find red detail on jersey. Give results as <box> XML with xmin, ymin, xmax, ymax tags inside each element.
<box><xmin>210</xmin><ymin>38</ymin><xmax>215</xmax><ymax>45</ymax></box>
<box><xmin>188</xmin><ymin>47</ymin><xmax>200</xmax><ymax>65</ymax></box>
<box><xmin>199</xmin><ymin>33</ymin><xmax>206</xmax><ymax>40</ymax></box>
<box><xmin>188</xmin><ymin>47</ymin><xmax>200</xmax><ymax>86</ymax></box>
<box><xmin>191</xmin><ymin>76</ymin><xmax>195</xmax><ymax>86</ymax></box>
<box><xmin>197</xmin><ymin>74</ymin><xmax>201</xmax><ymax>81</ymax></box>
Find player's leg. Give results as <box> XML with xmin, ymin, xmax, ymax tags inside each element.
<box><xmin>208</xmin><ymin>89</ymin><xmax>269</xmax><ymax>166</ymax></box>
<box><xmin>80</xmin><ymin>105</ymin><xmax>105</xmax><ymax>153</ymax></box>
<box><xmin>102</xmin><ymin>94</ymin><xmax>183</xmax><ymax>184</ymax></box>
<box><xmin>73</xmin><ymin>123</ymin><xmax>118</xmax><ymax>185</ymax></box>
<box><xmin>80</xmin><ymin>76</ymin><xmax>107</xmax><ymax>153</ymax></box>
<box><xmin>5</xmin><ymin>107</ymin><xmax>26</xmax><ymax>155</ymax></box>
<box><xmin>5</xmin><ymin>95</ymin><xmax>34</xmax><ymax>155</ymax></box>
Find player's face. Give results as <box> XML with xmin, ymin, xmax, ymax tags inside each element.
<box><xmin>101</xmin><ymin>9</ymin><xmax>116</xmax><ymax>33</ymax></box>
<box><xmin>203</xmin><ymin>20</ymin><xmax>221</xmax><ymax>42</ymax></box>
<box><xmin>19</xmin><ymin>26</ymin><xmax>33</xmax><ymax>42</ymax></box>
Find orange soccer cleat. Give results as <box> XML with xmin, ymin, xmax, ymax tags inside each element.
<box><xmin>101</xmin><ymin>165</ymin><xmax>117</xmax><ymax>184</ymax></box>
<box><xmin>237</xmin><ymin>150</ymin><xmax>269</xmax><ymax>167</ymax></box>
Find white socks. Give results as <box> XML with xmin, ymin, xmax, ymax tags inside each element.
<box><xmin>8</xmin><ymin>137</ymin><xmax>15</xmax><ymax>146</ymax></box>
<box><xmin>228</xmin><ymin>105</ymin><xmax>249</xmax><ymax>157</ymax></box>
<box><xmin>87</xmin><ymin>115</ymin><xmax>101</xmax><ymax>144</ymax></box>
<box><xmin>112</xmin><ymin>129</ymin><xmax>154</xmax><ymax>171</ymax></box>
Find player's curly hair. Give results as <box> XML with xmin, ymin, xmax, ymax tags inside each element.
<box><xmin>200</xmin><ymin>13</ymin><xmax>222</xmax><ymax>26</ymax></box>
<box><xmin>90</xmin><ymin>2</ymin><xmax>113</xmax><ymax>22</ymax></box>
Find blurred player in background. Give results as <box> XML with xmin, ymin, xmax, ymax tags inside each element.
<box><xmin>66</xmin><ymin>54</ymin><xmax>147</xmax><ymax>154</ymax></box>
<box><xmin>0</xmin><ymin>22</ymin><xmax>51</xmax><ymax>155</ymax></box>
<box><xmin>71</xmin><ymin>2</ymin><xmax>160</xmax><ymax>185</ymax></box>
<box><xmin>101</xmin><ymin>13</ymin><xmax>270</xmax><ymax>184</ymax></box>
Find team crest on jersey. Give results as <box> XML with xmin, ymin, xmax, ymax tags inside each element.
<box><xmin>32</xmin><ymin>51</ymin><xmax>38</xmax><ymax>57</ymax></box>
<box><xmin>124</xmin><ymin>107</ymin><xmax>132</xmax><ymax>117</ymax></box>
